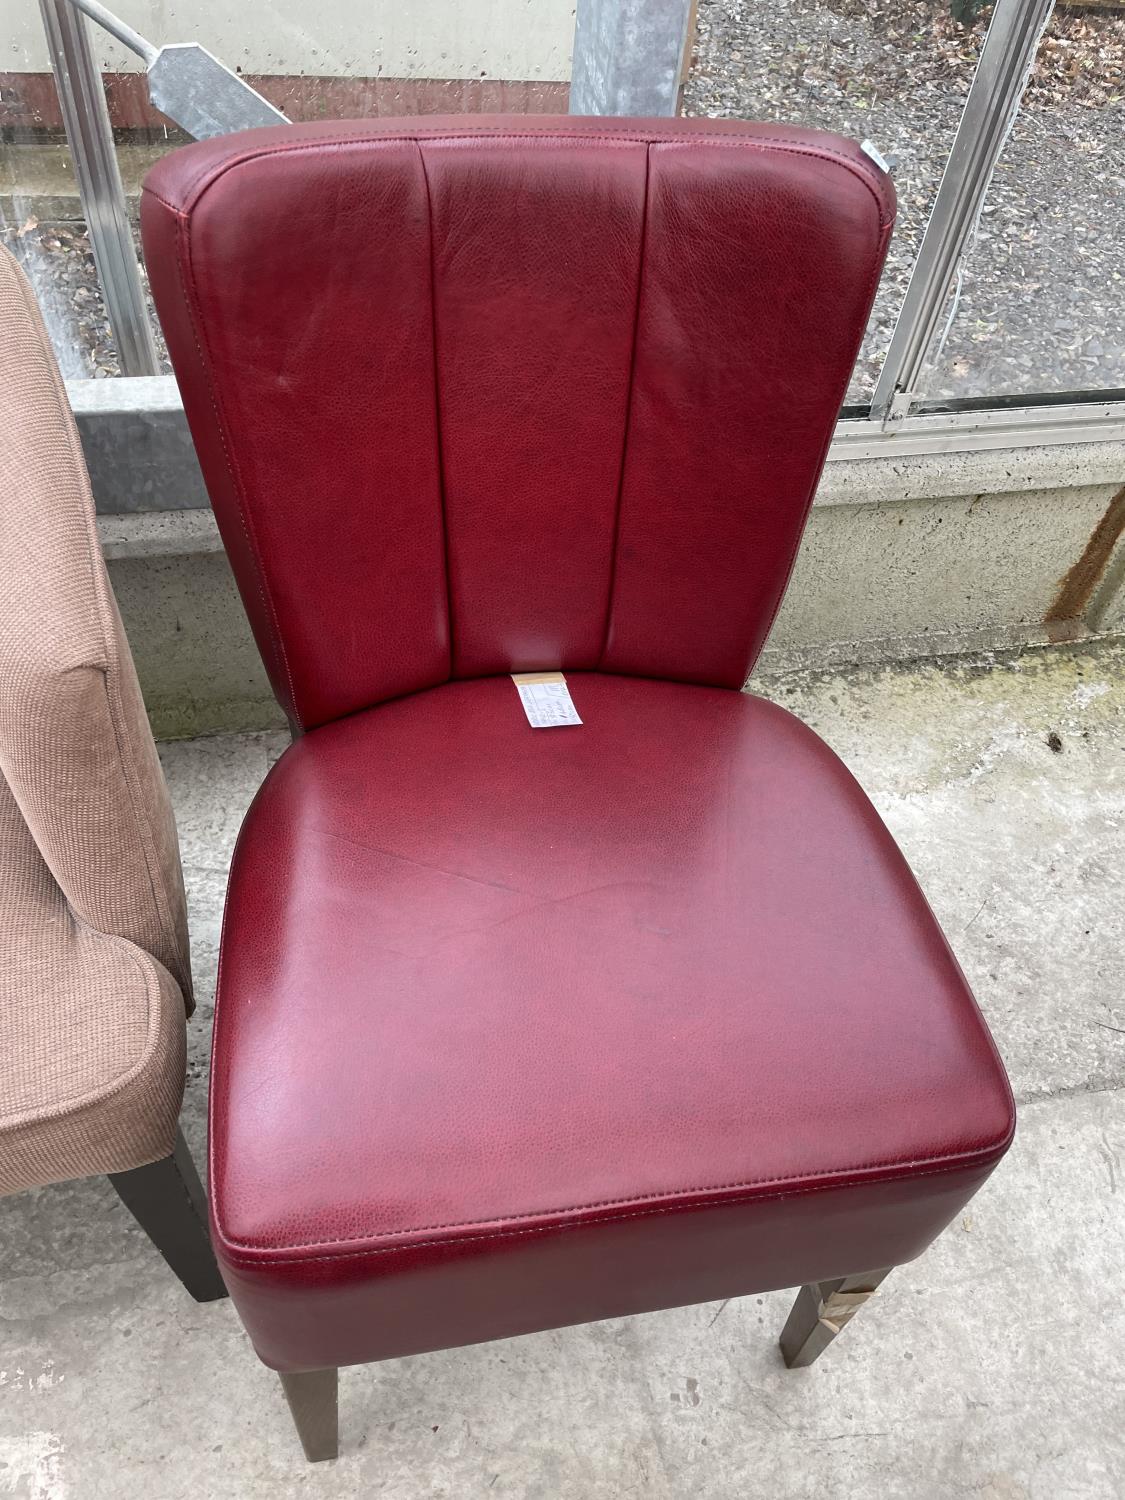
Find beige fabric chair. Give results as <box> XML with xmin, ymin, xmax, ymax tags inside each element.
<box><xmin>0</xmin><ymin>244</ymin><xmax>223</xmax><ymax>1300</ymax></box>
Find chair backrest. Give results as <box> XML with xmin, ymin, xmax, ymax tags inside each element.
<box><xmin>0</xmin><ymin>246</ymin><xmax>192</xmax><ymax>1003</ymax></box>
<box><xmin>143</xmin><ymin>117</ymin><xmax>894</xmax><ymax>732</ymax></box>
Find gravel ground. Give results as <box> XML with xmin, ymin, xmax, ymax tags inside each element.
<box><xmin>0</xmin><ymin>215</ymin><xmax>170</xmax><ymax>379</ymax></box>
<box><xmin>684</xmin><ymin>0</ymin><xmax>1125</xmax><ymax>404</ymax></box>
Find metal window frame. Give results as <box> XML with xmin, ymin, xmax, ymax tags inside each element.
<box><xmin>38</xmin><ymin>0</ymin><xmax>159</xmax><ymax>376</ymax></box>
<box><xmin>830</xmin><ymin>398</ymin><xmax>1125</xmax><ymax>462</ymax></box>
<box><xmin>859</xmin><ymin>0</ymin><xmax>1125</xmax><ymax>448</ymax></box>
<box><xmin>34</xmin><ymin>0</ymin><xmax>1125</xmax><ymax>454</ymax></box>
<box><xmin>37</xmin><ymin>0</ymin><xmax>285</xmax><ymax>376</ymax></box>
<box><xmin>869</xmin><ymin>0</ymin><xmax>1059</xmax><ymax>424</ymax></box>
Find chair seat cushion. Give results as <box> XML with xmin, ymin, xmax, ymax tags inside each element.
<box><xmin>210</xmin><ymin>674</ymin><xmax>1013</xmax><ymax>1371</ymax></box>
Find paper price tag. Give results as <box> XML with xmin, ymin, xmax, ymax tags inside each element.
<box><xmin>511</xmin><ymin>672</ymin><xmax>582</xmax><ymax>728</ymax></box>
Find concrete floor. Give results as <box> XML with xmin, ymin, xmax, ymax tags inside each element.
<box><xmin>2</xmin><ymin>642</ymin><xmax>1123</xmax><ymax>1498</ymax></box>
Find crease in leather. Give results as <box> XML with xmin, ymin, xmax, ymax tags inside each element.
<box><xmin>418</xmin><ymin>141</ymin><xmax>455</xmax><ymax>676</ymax></box>
<box><xmin>214</xmin><ymin>1147</ymin><xmax>1010</xmax><ymax>1267</ymax></box>
<box><xmin>598</xmin><ymin>142</ymin><xmax>652</xmax><ymax>666</ymax></box>
<box><xmin>214</xmin><ymin>1130</ymin><xmax>1014</xmax><ymax>1262</ymax></box>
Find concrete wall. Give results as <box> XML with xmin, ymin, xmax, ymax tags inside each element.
<box><xmin>762</xmin><ymin>447</ymin><xmax>1125</xmax><ymax>672</ymax></box>
<box><xmin>95</xmin><ymin>443</ymin><xmax>1125</xmax><ymax>740</ymax></box>
<box><xmin>4</xmin><ymin>1</ymin><xmax>574</xmax><ymax>80</ymax></box>
<box><xmin>101</xmin><ymin>514</ymin><xmax>280</xmax><ymax>737</ymax></box>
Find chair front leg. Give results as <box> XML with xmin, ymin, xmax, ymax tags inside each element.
<box><xmin>279</xmin><ymin>1368</ymin><xmax>339</xmax><ymax>1461</ymax></box>
<box><xmin>779</xmin><ymin>1267</ymin><xmax>892</xmax><ymax>1368</ymax></box>
<box><xmin>108</xmin><ymin>1127</ymin><xmax>227</xmax><ymax>1302</ymax></box>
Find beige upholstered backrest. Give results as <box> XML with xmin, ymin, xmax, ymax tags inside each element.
<box><xmin>0</xmin><ymin>245</ymin><xmax>192</xmax><ymax>1005</ymax></box>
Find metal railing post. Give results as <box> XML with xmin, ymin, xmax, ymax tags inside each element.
<box><xmin>870</xmin><ymin>0</ymin><xmax>1055</xmax><ymax>423</ymax></box>
<box><xmin>38</xmin><ymin>0</ymin><xmax>160</xmax><ymax>376</ymax></box>
<box><xmin>570</xmin><ymin>0</ymin><xmax>694</xmax><ymax>116</ymax></box>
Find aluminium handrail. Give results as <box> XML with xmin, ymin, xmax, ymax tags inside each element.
<box><xmin>38</xmin><ymin>0</ymin><xmax>288</xmax><ymax>377</ymax></box>
<box><xmin>870</xmin><ymin>0</ymin><xmax>1057</xmax><ymax>424</ymax></box>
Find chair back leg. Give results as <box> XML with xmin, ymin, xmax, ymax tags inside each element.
<box><xmin>279</xmin><ymin>1368</ymin><xmax>339</xmax><ymax>1461</ymax></box>
<box><xmin>108</xmin><ymin>1127</ymin><xmax>227</xmax><ymax>1302</ymax></box>
<box><xmin>779</xmin><ymin>1268</ymin><xmax>893</xmax><ymax>1368</ymax></box>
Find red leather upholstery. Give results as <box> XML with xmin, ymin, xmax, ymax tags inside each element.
<box><xmin>142</xmin><ymin>119</ymin><xmax>1013</xmax><ymax>1377</ymax></box>
<box><xmin>142</xmin><ymin>118</ymin><xmax>895</xmax><ymax>729</ymax></box>
<box><xmin>211</xmin><ymin>677</ymin><xmax>1012</xmax><ymax>1371</ymax></box>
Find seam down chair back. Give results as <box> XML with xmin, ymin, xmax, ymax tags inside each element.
<box><xmin>141</xmin><ymin>118</ymin><xmax>895</xmax><ymax>727</ymax></box>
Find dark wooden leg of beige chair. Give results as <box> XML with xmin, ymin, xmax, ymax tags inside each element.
<box><xmin>279</xmin><ymin>1368</ymin><xmax>339</xmax><ymax>1461</ymax></box>
<box><xmin>779</xmin><ymin>1268</ymin><xmax>893</xmax><ymax>1368</ymax></box>
<box><xmin>108</xmin><ymin>1127</ymin><xmax>227</xmax><ymax>1302</ymax></box>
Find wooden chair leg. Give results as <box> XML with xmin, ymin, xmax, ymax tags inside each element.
<box><xmin>108</xmin><ymin>1127</ymin><xmax>227</xmax><ymax>1302</ymax></box>
<box><xmin>279</xmin><ymin>1368</ymin><xmax>339</xmax><ymax>1461</ymax></box>
<box><xmin>779</xmin><ymin>1267</ymin><xmax>892</xmax><ymax>1368</ymax></box>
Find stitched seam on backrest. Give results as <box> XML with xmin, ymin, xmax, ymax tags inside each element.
<box><xmin>417</xmin><ymin>143</ymin><xmax>455</xmax><ymax>682</ymax></box>
<box><xmin>598</xmin><ymin>141</ymin><xmax>652</xmax><ymax>667</ymax></box>
<box><xmin>171</xmin><ymin>207</ymin><xmax>301</xmax><ymax>728</ymax></box>
<box><xmin>162</xmin><ymin>129</ymin><xmax>892</xmax><ymax>231</ymax></box>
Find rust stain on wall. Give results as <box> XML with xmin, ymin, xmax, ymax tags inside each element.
<box><xmin>1044</xmin><ymin>482</ymin><xmax>1125</xmax><ymax>640</ymax></box>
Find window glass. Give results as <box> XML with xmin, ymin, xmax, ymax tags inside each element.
<box><xmin>1</xmin><ymin>9</ymin><xmax>137</xmax><ymax>377</ymax></box>
<box><xmin>685</xmin><ymin>0</ymin><xmax>987</xmax><ymax>406</ymax></box>
<box><xmin>918</xmin><ymin>4</ymin><xmax>1125</xmax><ymax>401</ymax></box>
<box><xmin>1</xmin><ymin>2</ymin><xmax>573</xmax><ymax>377</ymax></box>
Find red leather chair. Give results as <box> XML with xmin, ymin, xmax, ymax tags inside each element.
<box><xmin>142</xmin><ymin>117</ymin><xmax>1014</xmax><ymax>1463</ymax></box>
